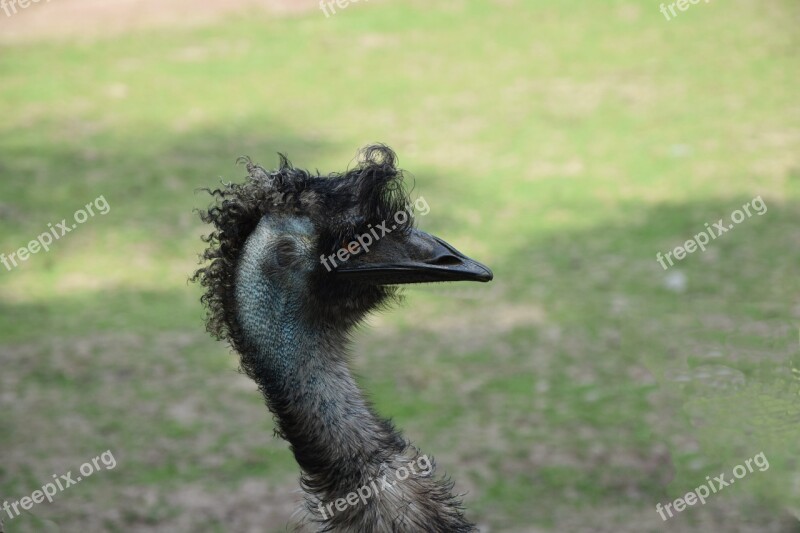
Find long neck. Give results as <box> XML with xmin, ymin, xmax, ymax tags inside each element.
<box><xmin>234</xmin><ymin>229</ymin><xmax>475</xmax><ymax>531</ymax></box>
<box><xmin>236</xmin><ymin>271</ymin><xmax>404</xmax><ymax>481</ymax></box>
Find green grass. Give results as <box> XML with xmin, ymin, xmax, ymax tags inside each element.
<box><xmin>1</xmin><ymin>0</ymin><xmax>799</xmax><ymax>530</ymax></box>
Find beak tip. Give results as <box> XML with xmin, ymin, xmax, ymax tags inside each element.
<box><xmin>476</xmin><ymin>264</ymin><xmax>493</xmax><ymax>282</ymax></box>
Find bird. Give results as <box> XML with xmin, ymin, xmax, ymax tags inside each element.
<box><xmin>192</xmin><ymin>144</ymin><xmax>493</xmax><ymax>532</ymax></box>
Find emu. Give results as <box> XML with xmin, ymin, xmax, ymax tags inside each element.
<box><xmin>193</xmin><ymin>145</ymin><xmax>492</xmax><ymax>532</ymax></box>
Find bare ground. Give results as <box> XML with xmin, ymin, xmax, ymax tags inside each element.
<box><xmin>1</xmin><ymin>320</ymin><xmax>795</xmax><ymax>531</ymax></box>
<box><xmin>0</xmin><ymin>0</ymin><xmax>317</xmax><ymax>43</ymax></box>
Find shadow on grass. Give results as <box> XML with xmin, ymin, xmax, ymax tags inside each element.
<box><xmin>1</xmin><ymin>182</ymin><xmax>799</xmax><ymax>531</ymax></box>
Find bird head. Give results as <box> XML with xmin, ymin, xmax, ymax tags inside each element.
<box><xmin>193</xmin><ymin>145</ymin><xmax>492</xmax><ymax>344</ymax></box>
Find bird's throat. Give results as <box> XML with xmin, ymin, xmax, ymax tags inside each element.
<box><xmin>235</xmin><ymin>247</ymin><xmax>404</xmax><ymax>499</ymax></box>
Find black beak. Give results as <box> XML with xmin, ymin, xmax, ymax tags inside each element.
<box><xmin>333</xmin><ymin>228</ymin><xmax>493</xmax><ymax>285</ymax></box>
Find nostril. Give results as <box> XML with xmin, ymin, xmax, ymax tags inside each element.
<box><xmin>429</xmin><ymin>254</ymin><xmax>462</xmax><ymax>266</ymax></box>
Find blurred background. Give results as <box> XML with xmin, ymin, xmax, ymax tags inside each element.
<box><xmin>0</xmin><ymin>0</ymin><xmax>798</xmax><ymax>531</ymax></box>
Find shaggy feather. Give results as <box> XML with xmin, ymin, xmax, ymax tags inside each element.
<box><xmin>192</xmin><ymin>145</ymin><xmax>476</xmax><ymax>532</ymax></box>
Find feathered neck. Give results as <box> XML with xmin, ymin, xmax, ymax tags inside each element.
<box><xmin>233</xmin><ymin>223</ymin><xmax>476</xmax><ymax>532</ymax></box>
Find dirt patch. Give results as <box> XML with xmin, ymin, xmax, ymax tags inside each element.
<box><xmin>0</xmin><ymin>0</ymin><xmax>317</xmax><ymax>43</ymax></box>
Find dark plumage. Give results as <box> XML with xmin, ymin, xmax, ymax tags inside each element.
<box><xmin>193</xmin><ymin>145</ymin><xmax>492</xmax><ymax>532</ymax></box>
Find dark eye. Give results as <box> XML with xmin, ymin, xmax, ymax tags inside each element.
<box><xmin>341</xmin><ymin>238</ymin><xmax>364</xmax><ymax>257</ymax></box>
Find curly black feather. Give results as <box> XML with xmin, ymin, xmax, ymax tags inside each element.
<box><xmin>191</xmin><ymin>144</ymin><xmax>413</xmax><ymax>353</ymax></box>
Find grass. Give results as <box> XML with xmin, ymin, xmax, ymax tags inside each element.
<box><xmin>1</xmin><ymin>0</ymin><xmax>799</xmax><ymax>531</ymax></box>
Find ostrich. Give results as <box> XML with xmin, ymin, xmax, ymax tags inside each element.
<box><xmin>193</xmin><ymin>145</ymin><xmax>492</xmax><ymax>532</ymax></box>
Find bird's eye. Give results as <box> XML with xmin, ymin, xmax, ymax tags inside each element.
<box><xmin>342</xmin><ymin>239</ymin><xmax>363</xmax><ymax>257</ymax></box>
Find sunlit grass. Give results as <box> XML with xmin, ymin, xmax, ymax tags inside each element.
<box><xmin>0</xmin><ymin>0</ymin><xmax>798</xmax><ymax>530</ymax></box>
